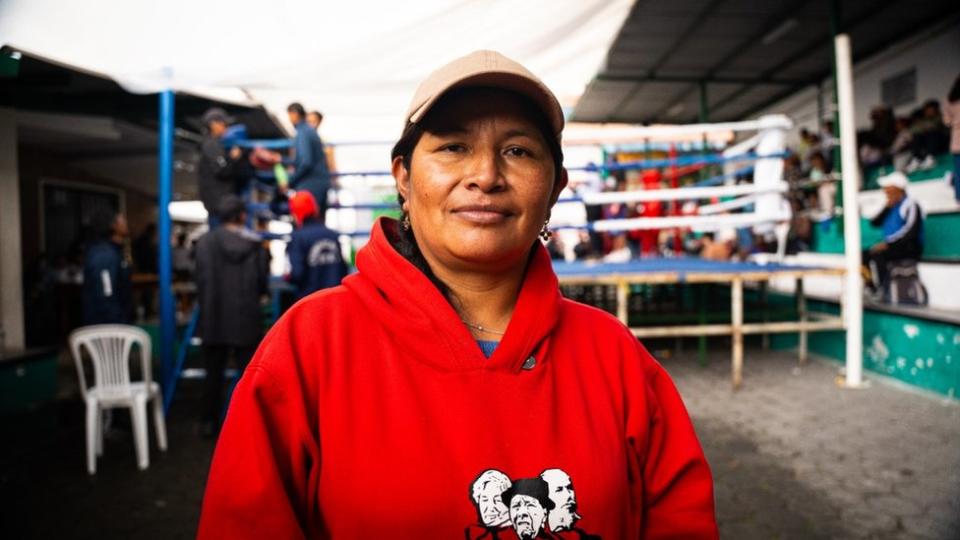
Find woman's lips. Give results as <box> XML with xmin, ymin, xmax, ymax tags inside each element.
<box><xmin>452</xmin><ymin>205</ymin><xmax>513</xmax><ymax>225</ymax></box>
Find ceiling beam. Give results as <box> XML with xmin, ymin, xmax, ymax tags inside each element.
<box><xmin>734</xmin><ymin>3</ymin><xmax>959</xmax><ymax>121</ymax></box>
<box><xmin>651</xmin><ymin>0</ymin><xmax>812</xmax><ymax>123</ymax></box>
<box><xmin>595</xmin><ymin>73</ymin><xmax>803</xmax><ymax>86</ymax></box>
<box><xmin>708</xmin><ymin>0</ymin><xmax>897</xmax><ymax>118</ymax></box>
<box><xmin>602</xmin><ymin>0</ymin><xmax>728</xmax><ymax>122</ymax></box>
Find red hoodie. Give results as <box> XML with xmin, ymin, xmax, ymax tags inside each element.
<box><xmin>198</xmin><ymin>218</ymin><xmax>717</xmax><ymax>539</ymax></box>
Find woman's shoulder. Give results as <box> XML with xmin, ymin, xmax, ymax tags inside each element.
<box><xmin>282</xmin><ymin>284</ymin><xmax>357</xmax><ymax>323</ymax></box>
<box><xmin>556</xmin><ymin>297</ymin><xmax>663</xmax><ymax>374</ymax></box>
<box><xmin>558</xmin><ymin>297</ymin><xmax>632</xmax><ymax>335</ymax></box>
<box><xmin>246</xmin><ymin>285</ymin><xmax>358</xmax><ymax>386</ymax></box>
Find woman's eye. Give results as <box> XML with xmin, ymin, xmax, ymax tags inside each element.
<box><xmin>441</xmin><ymin>144</ymin><xmax>466</xmax><ymax>153</ymax></box>
<box><xmin>505</xmin><ymin>146</ymin><xmax>531</xmax><ymax>157</ymax></box>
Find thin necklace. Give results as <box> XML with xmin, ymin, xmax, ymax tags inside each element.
<box><xmin>461</xmin><ymin>320</ymin><xmax>506</xmax><ymax>336</ymax></box>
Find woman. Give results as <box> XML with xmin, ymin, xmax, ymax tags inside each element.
<box><xmin>198</xmin><ymin>50</ymin><xmax>717</xmax><ymax>539</ymax></box>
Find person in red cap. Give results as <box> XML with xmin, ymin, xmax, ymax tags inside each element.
<box><xmin>199</xmin><ymin>50</ymin><xmax>717</xmax><ymax>539</ymax></box>
<box><xmin>285</xmin><ymin>191</ymin><xmax>347</xmax><ymax>301</ymax></box>
<box><xmin>636</xmin><ymin>169</ymin><xmax>664</xmax><ymax>257</ymax></box>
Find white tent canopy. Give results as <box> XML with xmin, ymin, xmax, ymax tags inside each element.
<box><xmin>0</xmin><ymin>0</ymin><xmax>634</xmax><ymax>141</ymax></box>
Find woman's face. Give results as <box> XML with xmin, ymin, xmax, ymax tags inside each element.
<box><xmin>393</xmin><ymin>89</ymin><xmax>566</xmax><ymax>274</ymax></box>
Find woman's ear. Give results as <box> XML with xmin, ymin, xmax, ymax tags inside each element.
<box><xmin>392</xmin><ymin>156</ymin><xmax>411</xmax><ymax>204</ymax></box>
<box><xmin>549</xmin><ymin>168</ymin><xmax>570</xmax><ymax>206</ymax></box>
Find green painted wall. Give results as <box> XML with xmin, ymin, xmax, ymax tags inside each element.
<box><xmin>771</xmin><ymin>299</ymin><xmax>960</xmax><ymax>399</ymax></box>
<box><xmin>812</xmin><ymin>213</ymin><xmax>960</xmax><ymax>260</ymax></box>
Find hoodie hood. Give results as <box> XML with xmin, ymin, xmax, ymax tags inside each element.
<box><xmin>213</xmin><ymin>226</ymin><xmax>263</xmax><ymax>263</ymax></box>
<box><xmin>343</xmin><ymin>218</ymin><xmax>562</xmax><ymax>373</ymax></box>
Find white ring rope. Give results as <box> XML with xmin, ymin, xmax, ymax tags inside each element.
<box><xmin>575</xmin><ymin>182</ymin><xmax>788</xmax><ymax>205</ymax></box>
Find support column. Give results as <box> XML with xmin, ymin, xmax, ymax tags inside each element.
<box><xmin>731</xmin><ymin>278</ymin><xmax>743</xmax><ymax>390</ymax></box>
<box><xmin>616</xmin><ymin>280</ymin><xmax>629</xmax><ymax>326</ymax></box>
<box><xmin>0</xmin><ymin>108</ymin><xmax>24</xmax><ymax>351</ymax></box>
<box><xmin>158</xmin><ymin>92</ymin><xmax>175</xmax><ymax>390</ymax></box>
<box><xmin>760</xmin><ymin>281</ymin><xmax>770</xmax><ymax>350</ymax></box>
<box><xmin>797</xmin><ymin>278</ymin><xmax>808</xmax><ymax>365</ymax></box>
<box><xmin>835</xmin><ymin>35</ymin><xmax>864</xmax><ymax>387</ymax></box>
<box><xmin>830</xmin><ymin>0</ymin><xmax>843</xmax><ymax>204</ymax></box>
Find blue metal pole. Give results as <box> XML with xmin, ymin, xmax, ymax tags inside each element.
<box><xmin>158</xmin><ymin>90</ymin><xmax>175</xmax><ymax>406</ymax></box>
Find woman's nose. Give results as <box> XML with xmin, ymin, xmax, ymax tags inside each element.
<box><xmin>466</xmin><ymin>148</ymin><xmax>505</xmax><ymax>192</ymax></box>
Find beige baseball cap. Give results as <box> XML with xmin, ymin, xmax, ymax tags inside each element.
<box><xmin>404</xmin><ymin>50</ymin><xmax>565</xmax><ymax>139</ymax></box>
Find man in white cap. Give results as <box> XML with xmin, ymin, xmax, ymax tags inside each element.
<box><xmin>863</xmin><ymin>171</ymin><xmax>925</xmax><ymax>296</ymax></box>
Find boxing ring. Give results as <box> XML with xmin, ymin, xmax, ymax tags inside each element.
<box><xmin>553</xmin><ymin>259</ymin><xmax>846</xmax><ymax>389</ymax></box>
<box><xmin>163</xmin><ymin>103</ymin><xmax>866</xmax><ymax>405</ymax></box>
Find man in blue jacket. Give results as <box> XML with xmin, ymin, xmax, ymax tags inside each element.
<box><xmin>863</xmin><ymin>171</ymin><xmax>925</xmax><ymax>295</ymax></box>
<box><xmin>286</xmin><ymin>102</ymin><xmax>332</xmax><ymax>215</ymax></box>
<box><xmin>82</xmin><ymin>208</ymin><xmax>133</xmax><ymax>325</ymax></box>
<box><xmin>286</xmin><ymin>191</ymin><xmax>347</xmax><ymax>300</ymax></box>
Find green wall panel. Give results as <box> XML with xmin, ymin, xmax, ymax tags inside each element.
<box><xmin>771</xmin><ymin>300</ymin><xmax>960</xmax><ymax>399</ymax></box>
<box><xmin>812</xmin><ymin>213</ymin><xmax>960</xmax><ymax>260</ymax></box>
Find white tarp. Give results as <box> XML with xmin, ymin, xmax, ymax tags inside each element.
<box><xmin>0</xmin><ymin>0</ymin><xmax>634</xmax><ymax>142</ymax></box>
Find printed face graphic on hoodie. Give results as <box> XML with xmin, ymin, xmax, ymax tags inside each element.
<box><xmin>394</xmin><ymin>88</ymin><xmax>566</xmax><ymax>274</ymax></box>
<box><xmin>509</xmin><ymin>495</ymin><xmax>546</xmax><ymax>539</ymax></box>
<box><xmin>471</xmin><ymin>469</ymin><xmax>511</xmax><ymax>527</ymax></box>
<box><xmin>541</xmin><ymin>468</ymin><xmax>581</xmax><ymax>531</ymax></box>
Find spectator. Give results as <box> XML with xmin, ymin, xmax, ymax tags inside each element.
<box><xmin>194</xmin><ymin>195</ymin><xmax>269</xmax><ymax>437</ymax></box>
<box><xmin>172</xmin><ymin>232</ymin><xmax>194</xmax><ymax>280</ymax></box>
<box><xmin>286</xmin><ymin>103</ymin><xmax>332</xmax><ymax>215</ymax></box>
<box><xmin>862</xmin><ymin>171</ymin><xmax>924</xmax><ymax>296</ymax></box>
<box><xmin>891</xmin><ymin>116</ymin><xmax>914</xmax><ymax>169</ymax></box>
<box><xmin>787</xmin><ymin>198</ymin><xmax>812</xmax><ymax>253</ymax></box>
<box><xmin>797</xmin><ymin>128</ymin><xmax>816</xmax><ymax>169</ymax></box>
<box><xmin>81</xmin><ymin>208</ymin><xmax>133</xmax><ymax>325</ymax></box>
<box><xmin>808</xmin><ymin>152</ymin><xmax>835</xmax><ymax>220</ymax></box>
<box><xmin>905</xmin><ymin>100</ymin><xmax>950</xmax><ymax>172</ymax></box>
<box><xmin>198</xmin><ymin>108</ymin><xmax>248</xmax><ymax>227</ymax></box>
<box><xmin>635</xmin><ymin>169</ymin><xmax>663</xmax><ymax>257</ymax></box>
<box><xmin>859</xmin><ymin>105</ymin><xmax>896</xmax><ymax>170</ymax></box>
<box><xmin>131</xmin><ymin>223</ymin><xmax>158</xmax><ymax>274</ymax></box>
<box><xmin>131</xmin><ymin>222</ymin><xmax>158</xmax><ymax>318</ymax></box>
<box><xmin>306</xmin><ymin>110</ymin><xmax>338</xmax><ymax>175</ymax></box>
<box><xmin>820</xmin><ymin>119</ymin><xmax>838</xmax><ymax>162</ymax></box>
<box><xmin>285</xmin><ymin>191</ymin><xmax>348</xmax><ymax>300</ymax></box>
<box><xmin>943</xmin><ymin>74</ymin><xmax>960</xmax><ymax>202</ymax></box>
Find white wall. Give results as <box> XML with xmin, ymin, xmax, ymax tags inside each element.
<box><xmin>756</xmin><ymin>20</ymin><xmax>960</xmax><ymax>135</ymax></box>
<box><xmin>0</xmin><ymin>107</ymin><xmax>24</xmax><ymax>350</ymax></box>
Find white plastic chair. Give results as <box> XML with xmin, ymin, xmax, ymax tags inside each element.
<box><xmin>69</xmin><ymin>324</ymin><xmax>168</xmax><ymax>474</ymax></box>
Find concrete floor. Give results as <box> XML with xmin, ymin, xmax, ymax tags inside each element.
<box><xmin>662</xmin><ymin>347</ymin><xmax>960</xmax><ymax>540</ymax></box>
<box><xmin>1</xmin><ymin>346</ymin><xmax>958</xmax><ymax>539</ymax></box>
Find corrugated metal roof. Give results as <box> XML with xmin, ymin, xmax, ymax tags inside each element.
<box><xmin>573</xmin><ymin>0</ymin><xmax>960</xmax><ymax>124</ymax></box>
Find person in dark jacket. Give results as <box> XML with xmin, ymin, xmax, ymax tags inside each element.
<box><xmin>286</xmin><ymin>191</ymin><xmax>348</xmax><ymax>300</ymax></box>
<box><xmin>194</xmin><ymin>195</ymin><xmax>269</xmax><ymax>435</ymax></box>
<box><xmin>286</xmin><ymin>102</ymin><xmax>331</xmax><ymax>214</ymax></box>
<box><xmin>82</xmin><ymin>208</ymin><xmax>133</xmax><ymax>325</ymax></box>
<box><xmin>198</xmin><ymin>107</ymin><xmax>248</xmax><ymax>228</ymax></box>
<box><xmin>862</xmin><ymin>171</ymin><xmax>925</xmax><ymax>295</ymax></box>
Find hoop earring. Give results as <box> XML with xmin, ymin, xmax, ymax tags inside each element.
<box><xmin>401</xmin><ymin>213</ymin><xmax>411</xmax><ymax>231</ymax></box>
<box><xmin>539</xmin><ymin>219</ymin><xmax>552</xmax><ymax>241</ymax></box>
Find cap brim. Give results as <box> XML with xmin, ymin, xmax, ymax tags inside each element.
<box><xmin>408</xmin><ymin>71</ymin><xmax>564</xmax><ymax>137</ymax></box>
